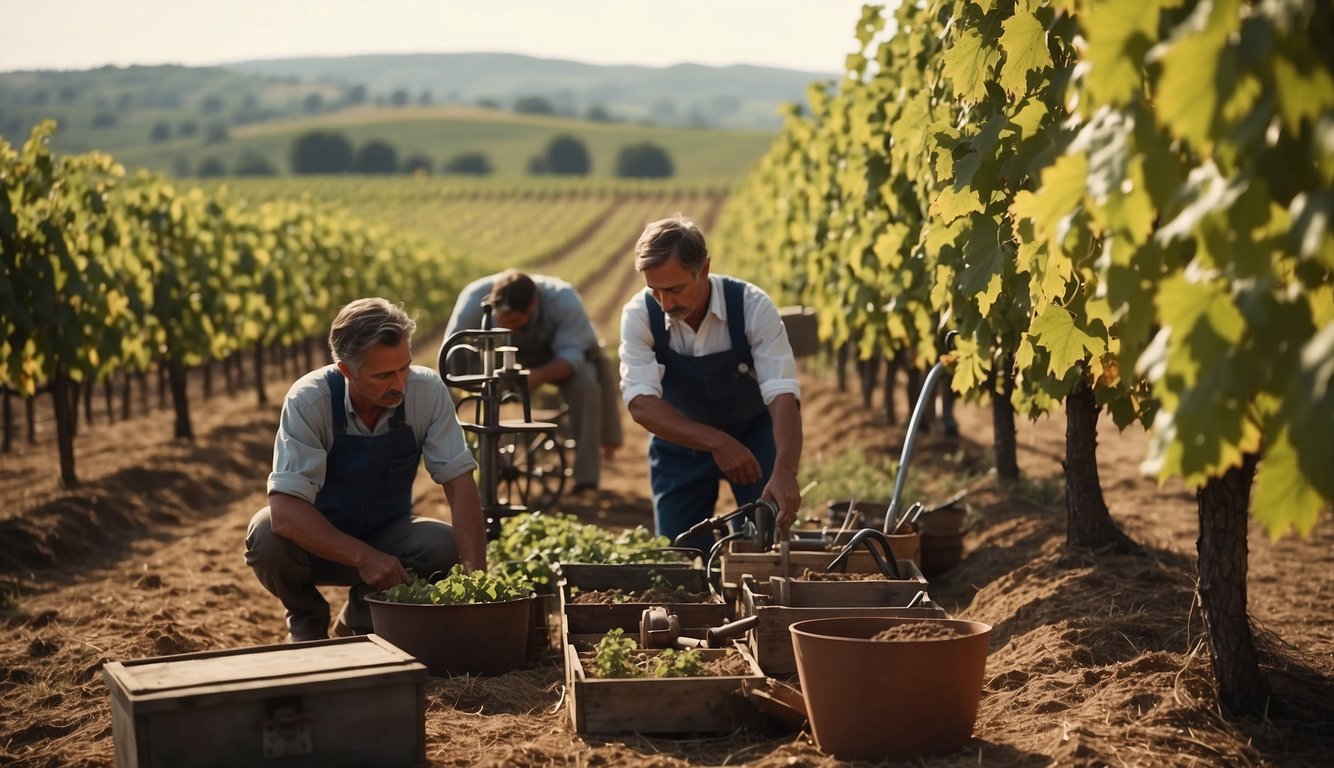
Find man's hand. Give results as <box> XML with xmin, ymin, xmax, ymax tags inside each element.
<box><xmin>762</xmin><ymin>470</ymin><xmax>802</xmax><ymax>532</ymax></box>
<box><xmin>711</xmin><ymin>436</ymin><xmax>763</xmax><ymax>486</ymax></box>
<box><xmin>356</xmin><ymin>547</ymin><xmax>410</xmax><ymax>590</ymax></box>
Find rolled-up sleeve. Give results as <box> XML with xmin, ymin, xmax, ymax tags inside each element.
<box><xmin>618</xmin><ymin>292</ymin><xmax>666</xmax><ymax>405</ymax></box>
<box><xmin>744</xmin><ymin>283</ymin><xmax>802</xmax><ymax>405</ymax></box>
<box><xmin>417</xmin><ymin>369</ymin><xmax>479</xmax><ymax>484</ymax></box>
<box><xmin>266</xmin><ymin>379</ymin><xmax>331</xmax><ymax>503</ymax></box>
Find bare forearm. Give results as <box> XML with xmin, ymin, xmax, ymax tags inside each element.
<box><xmin>268</xmin><ymin>492</ymin><xmax>375</xmax><ymax>568</ymax></box>
<box><xmin>443</xmin><ymin>474</ymin><xmax>487</xmax><ymax>572</ymax></box>
<box><xmin>627</xmin><ymin>394</ymin><xmax>727</xmax><ymax>452</ymax></box>
<box><xmin>769</xmin><ymin>394</ymin><xmax>802</xmax><ymax>478</ymax></box>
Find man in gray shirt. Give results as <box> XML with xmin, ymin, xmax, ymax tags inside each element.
<box><xmin>246</xmin><ymin>298</ymin><xmax>487</xmax><ymax>642</ymax></box>
<box><xmin>443</xmin><ymin>270</ymin><xmax>622</xmax><ymax>493</ymax></box>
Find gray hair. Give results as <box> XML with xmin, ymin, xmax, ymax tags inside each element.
<box><xmin>634</xmin><ymin>213</ymin><xmax>708</xmax><ymax>275</ymax></box>
<box><xmin>328</xmin><ymin>297</ymin><xmax>416</xmax><ymax>372</ymax></box>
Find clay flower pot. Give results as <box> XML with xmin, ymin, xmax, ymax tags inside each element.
<box><xmin>365</xmin><ymin>593</ymin><xmax>537</xmax><ymax>676</ymax></box>
<box><xmin>790</xmin><ymin>616</ymin><xmax>992</xmax><ymax>761</ymax></box>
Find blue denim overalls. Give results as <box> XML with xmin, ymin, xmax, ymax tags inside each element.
<box><xmin>315</xmin><ymin>367</ymin><xmax>420</xmax><ymax>538</ymax></box>
<box><xmin>645</xmin><ymin>278</ymin><xmax>776</xmax><ymax>553</ymax></box>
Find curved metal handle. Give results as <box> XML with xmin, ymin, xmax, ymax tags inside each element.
<box><xmin>824</xmin><ymin>528</ymin><xmax>903</xmax><ymax>580</ymax></box>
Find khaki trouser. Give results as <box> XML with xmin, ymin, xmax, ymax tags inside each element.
<box><xmin>245</xmin><ymin>508</ymin><xmax>458</xmax><ymax>641</ymax></box>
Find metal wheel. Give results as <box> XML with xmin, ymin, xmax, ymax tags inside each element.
<box><xmin>495</xmin><ymin>429</ymin><xmax>570</xmax><ymax>512</ymax></box>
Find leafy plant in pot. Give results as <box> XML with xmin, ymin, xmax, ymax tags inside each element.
<box><xmin>366</xmin><ymin>565</ymin><xmax>537</xmax><ymax>676</ymax></box>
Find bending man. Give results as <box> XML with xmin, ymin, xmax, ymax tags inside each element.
<box><xmin>619</xmin><ymin>214</ymin><xmax>803</xmax><ymax>553</ymax></box>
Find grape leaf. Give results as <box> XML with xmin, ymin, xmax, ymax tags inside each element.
<box><xmin>1084</xmin><ymin>0</ymin><xmax>1160</xmax><ymax>106</ymax></box>
<box><xmin>1253</xmin><ymin>428</ymin><xmax>1325</xmax><ymax>539</ymax></box>
<box><xmin>1029</xmin><ymin>305</ymin><xmax>1106</xmax><ymax>376</ymax></box>
<box><xmin>999</xmin><ymin>11</ymin><xmax>1051</xmax><ymax>99</ymax></box>
<box><xmin>943</xmin><ymin>27</ymin><xmax>998</xmax><ymax>104</ymax></box>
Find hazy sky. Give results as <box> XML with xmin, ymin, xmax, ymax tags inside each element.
<box><xmin>0</xmin><ymin>0</ymin><xmax>879</xmax><ymax>74</ymax></box>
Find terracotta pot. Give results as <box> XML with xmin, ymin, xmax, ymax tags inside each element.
<box><xmin>790</xmin><ymin>616</ymin><xmax>991</xmax><ymax>761</ymax></box>
<box><xmin>365</xmin><ymin>593</ymin><xmax>537</xmax><ymax>676</ymax></box>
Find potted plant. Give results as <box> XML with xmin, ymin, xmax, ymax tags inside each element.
<box><xmin>365</xmin><ymin>566</ymin><xmax>537</xmax><ymax>676</ymax></box>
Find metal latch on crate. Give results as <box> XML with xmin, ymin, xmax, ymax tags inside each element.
<box><xmin>262</xmin><ymin>696</ymin><xmax>313</xmax><ymax>758</ymax></box>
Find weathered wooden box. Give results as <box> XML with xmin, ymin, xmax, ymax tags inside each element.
<box><xmin>564</xmin><ymin>641</ymin><xmax>766</xmax><ymax>734</ymax></box>
<box><xmin>739</xmin><ymin>574</ymin><xmax>948</xmax><ymax>675</ymax></box>
<box><xmin>102</xmin><ymin>635</ymin><xmax>427</xmax><ymax>768</ymax></box>
<box><xmin>555</xmin><ymin>561</ymin><xmax>727</xmax><ymax>637</ymax></box>
<box><xmin>719</xmin><ymin>541</ymin><xmax>911</xmax><ymax>596</ymax></box>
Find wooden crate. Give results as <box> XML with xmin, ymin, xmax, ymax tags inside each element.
<box><xmin>720</xmin><ymin>541</ymin><xmax>925</xmax><ymax>594</ymax></box>
<box><xmin>565</xmin><ymin>641</ymin><xmax>766</xmax><ymax>734</ymax></box>
<box><xmin>102</xmin><ymin>635</ymin><xmax>427</xmax><ymax>768</ymax></box>
<box><xmin>560</xmin><ymin>589</ymin><xmax>730</xmax><ymax>636</ymax></box>
<box><xmin>554</xmin><ymin>561</ymin><xmax>707</xmax><ymax>593</ymax></box>
<box><xmin>739</xmin><ymin>574</ymin><xmax>948</xmax><ymax>675</ymax></box>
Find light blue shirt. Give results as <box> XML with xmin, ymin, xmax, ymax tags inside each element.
<box><xmin>444</xmin><ymin>273</ymin><xmax>599</xmax><ymax>374</ymax></box>
<box><xmin>267</xmin><ymin>364</ymin><xmax>477</xmax><ymax>504</ymax></box>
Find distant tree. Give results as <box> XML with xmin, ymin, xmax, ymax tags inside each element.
<box><xmin>177</xmin><ymin>119</ymin><xmax>199</xmax><ymax>137</ymax></box>
<box><xmin>614</xmin><ymin>142</ymin><xmax>674</xmax><ymax>178</ymax></box>
<box><xmin>513</xmin><ymin>95</ymin><xmax>555</xmax><ymax>115</ymax></box>
<box><xmin>303</xmin><ymin>93</ymin><xmax>324</xmax><ymax>114</ymax></box>
<box><xmin>541</xmin><ymin>134</ymin><xmax>591</xmax><ymax>175</ymax></box>
<box><xmin>417</xmin><ymin>90</ymin><xmax>433</xmax><ymax>106</ymax></box>
<box><xmin>234</xmin><ymin>150</ymin><xmax>277</xmax><ymax>177</ymax></box>
<box><xmin>585</xmin><ymin>104</ymin><xmax>614</xmax><ymax>123</ymax></box>
<box><xmin>90</xmin><ymin>112</ymin><xmax>118</xmax><ymax>129</ymax></box>
<box><xmin>476</xmin><ymin>97</ymin><xmax>502</xmax><ymax>110</ymax></box>
<box><xmin>353</xmin><ymin>140</ymin><xmax>399</xmax><ymax>174</ymax></box>
<box><xmin>403</xmin><ymin>153</ymin><xmax>434</xmax><ymax>175</ymax></box>
<box><xmin>344</xmin><ymin>84</ymin><xmax>367</xmax><ymax>106</ymax></box>
<box><xmin>390</xmin><ymin>88</ymin><xmax>410</xmax><ymax>107</ymax></box>
<box><xmin>57</xmin><ymin>86</ymin><xmax>78</xmax><ymax>104</ymax></box>
<box><xmin>443</xmin><ymin>152</ymin><xmax>492</xmax><ymax>176</ymax></box>
<box><xmin>150</xmin><ymin>121</ymin><xmax>172</xmax><ymax>143</ymax></box>
<box><xmin>200</xmin><ymin>95</ymin><xmax>225</xmax><ymax>115</ymax></box>
<box><xmin>196</xmin><ymin>156</ymin><xmax>226</xmax><ymax>177</ymax></box>
<box><xmin>204</xmin><ymin>121</ymin><xmax>229</xmax><ymax>144</ymax></box>
<box><xmin>29</xmin><ymin>90</ymin><xmax>50</xmax><ymax>106</ymax></box>
<box><xmin>291</xmin><ymin>130</ymin><xmax>354</xmax><ymax>174</ymax></box>
<box><xmin>242</xmin><ymin>92</ymin><xmax>259</xmax><ymax>109</ymax></box>
<box><xmin>527</xmin><ymin>156</ymin><xmax>548</xmax><ymax>175</ymax></box>
<box><xmin>115</xmin><ymin>92</ymin><xmax>132</xmax><ymax>111</ymax></box>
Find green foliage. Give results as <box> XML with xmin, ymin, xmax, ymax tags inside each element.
<box><xmin>290</xmin><ymin>130</ymin><xmax>353</xmax><ymax>174</ymax></box>
<box><xmin>353</xmin><ymin>139</ymin><xmax>399</xmax><ymax>174</ymax></box>
<box><xmin>591</xmin><ymin>628</ymin><xmax>706</xmax><ymax>678</ymax></box>
<box><xmin>614</xmin><ymin>142</ymin><xmax>674</xmax><ymax>179</ymax></box>
<box><xmin>592</xmin><ymin>628</ymin><xmax>640</xmax><ymax>678</ymax></box>
<box><xmin>486</xmin><ymin>512</ymin><xmax>674</xmax><ymax>588</ymax></box>
<box><xmin>717</xmin><ymin>0</ymin><xmax>1333</xmax><ymax>539</ymax></box>
<box><xmin>648</xmin><ymin>647</ymin><xmax>705</xmax><ymax>678</ymax></box>
<box><xmin>538</xmin><ymin>134</ymin><xmax>591</xmax><ymax>176</ymax></box>
<box><xmin>380</xmin><ymin>565</ymin><xmax>534</xmax><ymax>605</ymax></box>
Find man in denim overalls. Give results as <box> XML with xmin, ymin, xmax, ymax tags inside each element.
<box><xmin>246</xmin><ymin>298</ymin><xmax>487</xmax><ymax>642</ymax></box>
<box><xmin>619</xmin><ymin>214</ymin><xmax>804</xmax><ymax>554</ymax></box>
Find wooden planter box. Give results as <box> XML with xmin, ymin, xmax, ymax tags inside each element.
<box><xmin>555</xmin><ymin>561</ymin><xmax>727</xmax><ymax>639</ymax></box>
<box><xmin>554</xmin><ymin>562</ymin><xmax>707</xmax><ymax>593</ymax></box>
<box><xmin>739</xmin><ymin>575</ymin><xmax>948</xmax><ymax>676</ymax></box>
<box><xmin>720</xmin><ymin>541</ymin><xmax>926</xmax><ymax>597</ymax></box>
<box><xmin>102</xmin><ymin>635</ymin><xmax>427</xmax><ymax>768</ymax></box>
<box><xmin>564</xmin><ymin>642</ymin><xmax>766</xmax><ymax>734</ymax></box>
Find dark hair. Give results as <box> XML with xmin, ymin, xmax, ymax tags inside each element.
<box><xmin>486</xmin><ymin>269</ymin><xmax>537</xmax><ymax>313</ymax></box>
<box><xmin>328</xmin><ymin>297</ymin><xmax>416</xmax><ymax>372</ymax></box>
<box><xmin>634</xmin><ymin>213</ymin><xmax>708</xmax><ymax>274</ymax></box>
